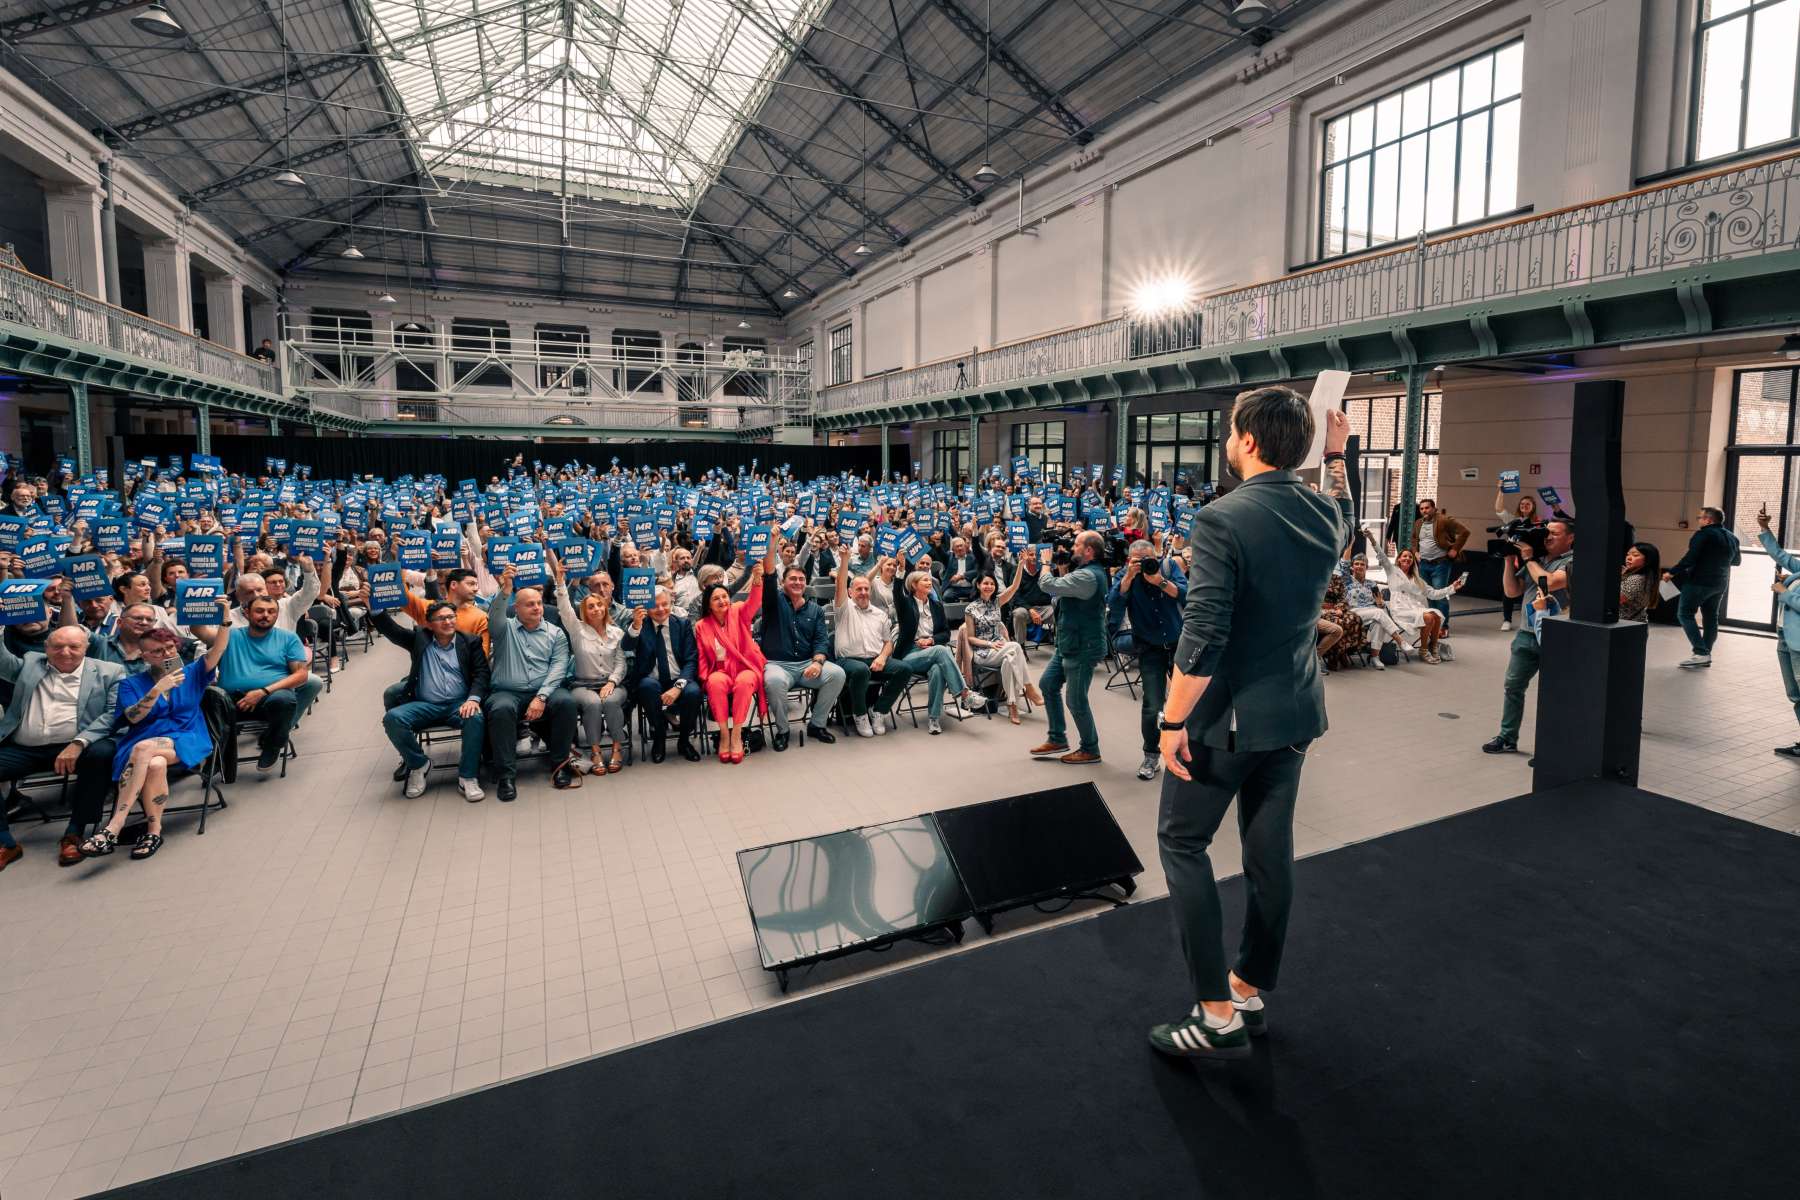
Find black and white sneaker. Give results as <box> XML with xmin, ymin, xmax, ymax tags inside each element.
<box><xmin>1148</xmin><ymin>1008</ymin><xmax>1251</xmax><ymax>1060</ymax></box>
<box><xmin>1231</xmin><ymin>989</ymin><xmax>1267</xmax><ymax>1037</ymax></box>
<box><xmin>1775</xmin><ymin>743</ymin><xmax>1800</xmax><ymax>759</ymax></box>
<box><xmin>1481</xmin><ymin>736</ymin><xmax>1518</xmax><ymax>755</ymax></box>
<box><xmin>1137</xmin><ymin>754</ymin><xmax>1160</xmax><ymax>781</ymax></box>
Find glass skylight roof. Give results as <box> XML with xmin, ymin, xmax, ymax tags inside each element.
<box><xmin>361</xmin><ymin>0</ymin><xmax>828</xmax><ymax>207</ymax></box>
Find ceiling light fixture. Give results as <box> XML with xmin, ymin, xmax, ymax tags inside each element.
<box><xmin>272</xmin><ymin>170</ymin><xmax>305</xmax><ymax>188</ymax></box>
<box><xmin>1229</xmin><ymin>0</ymin><xmax>1274</xmax><ymax>29</ymax></box>
<box><xmin>377</xmin><ymin>292</ymin><xmax>397</xmax><ymax>305</ymax></box>
<box><xmin>737</xmin><ymin>320</ymin><xmax>751</xmax><ymax>329</ymax></box>
<box><xmin>130</xmin><ymin>4</ymin><xmax>185</xmax><ymax>38</ymax></box>
<box><xmin>340</xmin><ymin>243</ymin><xmax>364</xmax><ymax>259</ymax></box>
<box><xmin>782</xmin><ymin>286</ymin><xmax>798</xmax><ymax>299</ymax></box>
<box><xmin>853</xmin><ymin>242</ymin><xmax>872</xmax><ymax>256</ymax></box>
<box><xmin>973</xmin><ymin>162</ymin><xmax>1000</xmax><ymax>183</ymax></box>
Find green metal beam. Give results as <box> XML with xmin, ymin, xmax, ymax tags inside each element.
<box><xmin>196</xmin><ymin>402</ymin><xmax>211</xmax><ymax>455</ymax></box>
<box><xmin>70</xmin><ymin>382</ymin><xmax>91</xmax><ymax>475</ymax></box>
<box><xmin>1396</xmin><ymin>365</ymin><xmax>1424</xmax><ymax>550</ymax></box>
<box><xmin>1113</xmin><ymin>398</ymin><xmax>1129</xmax><ymax>484</ymax></box>
<box><xmin>880</xmin><ymin>423</ymin><xmax>890</xmax><ymax>480</ymax></box>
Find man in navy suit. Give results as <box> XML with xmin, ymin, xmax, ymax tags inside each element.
<box><xmin>626</xmin><ymin>586</ymin><xmax>703</xmax><ymax>762</ymax></box>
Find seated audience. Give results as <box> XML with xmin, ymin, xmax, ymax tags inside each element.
<box><xmin>485</xmin><ymin>568</ymin><xmax>578</xmax><ymax>800</ymax></box>
<box><xmin>81</xmin><ymin>601</ymin><xmax>234</xmax><ymax>861</ymax></box>
<box><xmin>893</xmin><ymin>558</ymin><xmax>980</xmax><ymax>735</ymax></box>
<box><xmin>832</xmin><ymin>550</ymin><xmax>911</xmax><ymax>737</ymax></box>
<box><xmin>627</xmin><ymin>587</ymin><xmax>703</xmax><ymax>763</ymax></box>
<box><xmin>961</xmin><ymin>572</ymin><xmax>1040</xmax><ymax>724</ymax></box>
<box><xmin>697</xmin><ymin>560</ymin><xmax>768</xmax><ymax>764</ymax></box>
<box><xmin>1335</xmin><ymin>550</ymin><xmax>1405</xmax><ymax>668</ymax></box>
<box><xmin>216</xmin><ymin>594</ymin><xmax>323</xmax><ymax>773</ymax></box>
<box><xmin>1368</xmin><ymin>534</ymin><xmax>1465</xmax><ymax>663</ymax></box>
<box><xmin>0</xmin><ymin>616</ymin><xmax>125</xmax><ymax>870</ymax></box>
<box><xmin>758</xmin><ymin>545</ymin><xmax>843</xmax><ymax>750</ymax></box>
<box><xmin>370</xmin><ymin>601</ymin><xmax>488</xmax><ymax>802</ymax></box>
<box><xmin>1319</xmin><ymin>574</ymin><xmax>1369</xmax><ymax>673</ymax></box>
<box><xmin>549</xmin><ymin>550</ymin><xmax>629</xmax><ymax>776</ymax></box>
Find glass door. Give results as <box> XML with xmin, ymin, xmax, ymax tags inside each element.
<box><xmin>1722</xmin><ymin>368</ymin><xmax>1800</xmax><ymax>631</ymax></box>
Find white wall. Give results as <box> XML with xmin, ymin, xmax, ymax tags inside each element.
<box><xmin>793</xmin><ymin>0</ymin><xmax>1702</xmax><ymax>384</ymax></box>
<box><xmin>862</xmin><ymin>284</ymin><xmax>912</xmax><ymax>374</ymax></box>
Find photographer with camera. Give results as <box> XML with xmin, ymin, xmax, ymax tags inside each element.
<box><xmin>1025</xmin><ymin>530</ymin><xmax>1110</xmax><ymax>766</ymax></box>
<box><xmin>1663</xmin><ymin>506</ymin><xmax>1739</xmax><ymax>669</ymax></box>
<box><xmin>1482</xmin><ymin>518</ymin><xmax>1574</xmax><ymax>755</ymax></box>
<box><xmin>1108</xmin><ymin>537</ymin><xmax>1188</xmax><ymax>780</ymax></box>
<box><xmin>1489</xmin><ymin>490</ymin><xmax>1545</xmax><ymax>631</ymax></box>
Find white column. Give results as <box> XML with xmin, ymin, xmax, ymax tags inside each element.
<box><xmin>43</xmin><ymin>186</ymin><xmax>104</xmax><ymax>297</ymax></box>
<box><xmin>203</xmin><ymin>275</ymin><xmax>244</xmax><ymax>350</ymax></box>
<box><xmin>141</xmin><ymin>240</ymin><xmax>193</xmax><ymax>331</ymax></box>
<box><xmin>902</xmin><ymin>280</ymin><xmax>919</xmax><ymax>368</ymax></box>
<box><xmin>975</xmin><ymin>243</ymin><xmax>997</xmax><ymax>350</ymax></box>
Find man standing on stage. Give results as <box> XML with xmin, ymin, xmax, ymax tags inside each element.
<box><xmin>1148</xmin><ymin>388</ymin><xmax>1353</xmax><ymax>1060</ymax></box>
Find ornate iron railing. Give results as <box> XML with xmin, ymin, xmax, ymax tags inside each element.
<box><xmin>820</xmin><ymin>150</ymin><xmax>1800</xmax><ymax>417</ymax></box>
<box><xmin>1203</xmin><ymin>151</ymin><xmax>1800</xmax><ymax>342</ymax></box>
<box><xmin>0</xmin><ymin>257</ymin><xmax>278</xmax><ymax>394</ymax></box>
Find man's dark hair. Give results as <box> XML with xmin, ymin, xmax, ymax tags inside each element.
<box><xmin>261</xmin><ymin>567</ymin><xmax>286</xmax><ymax>582</ymax></box>
<box><xmin>1229</xmin><ymin>386</ymin><xmax>1312</xmax><ymax>471</ymax></box>
<box><xmin>111</xmin><ymin>571</ymin><xmax>146</xmax><ymax>601</ymax></box>
<box><xmin>424</xmin><ymin>601</ymin><xmax>456</xmax><ymax>622</ymax></box>
<box><xmin>445</xmin><ymin>568</ymin><xmax>476</xmax><ymax>588</ymax></box>
<box><xmin>1702</xmin><ymin>506</ymin><xmax>1725</xmax><ymax>526</ymax></box>
<box><xmin>247</xmin><ymin>594</ymin><xmax>280</xmax><ymax>612</ymax></box>
<box><xmin>1549</xmin><ymin>517</ymin><xmax>1575</xmax><ymax>539</ymax></box>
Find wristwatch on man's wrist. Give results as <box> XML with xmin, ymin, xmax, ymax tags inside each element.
<box><xmin>1157</xmin><ymin>710</ymin><xmax>1185</xmax><ymax>732</ymax></box>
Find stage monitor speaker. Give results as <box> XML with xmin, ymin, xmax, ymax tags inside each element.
<box><xmin>1570</xmin><ymin>380</ymin><xmax>1625</xmax><ymax>624</ymax></box>
<box><xmin>932</xmin><ymin>783</ymin><xmax>1143</xmax><ymax>934</ymax></box>
<box><xmin>736</xmin><ymin>815</ymin><xmax>971</xmax><ymax>993</ymax></box>
<box><xmin>1533</xmin><ymin>378</ymin><xmax>1647</xmax><ymax>790</ymax></box>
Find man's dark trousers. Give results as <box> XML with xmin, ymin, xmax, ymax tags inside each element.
<box><xmin>1157</xmin><ymin>739</ymin><xmax>1311</xmax><ymax>1002</ymax></box>
<box><xmin>485</xmin><ymin>687</ymin><xmax>577</xmax><ymax>780</ymax></box>
<box><xmin>634</xmin><ymin>677</ymin><xmax>701</xmax><ymax>744</ymax></box>
<box><xmin>1133</xmin><ymin>642</ymin><xmax>1175</xmax><ymax>755</ymax></box>
<box><xmin>0</xmin><ymin>738</ymin><xmax>117</xmax><ymax>841</ymax></box>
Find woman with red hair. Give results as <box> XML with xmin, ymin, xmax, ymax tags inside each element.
<box><xmin>697</xmin><ymin>560</ymin><xmax>767</xmax><ymax>763</ymax></box>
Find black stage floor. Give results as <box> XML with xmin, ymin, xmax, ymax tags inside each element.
<box><xmin>108</xmin><ymin>780</ymin><xmax>1800</xmax><ymax>1199</ymax></box>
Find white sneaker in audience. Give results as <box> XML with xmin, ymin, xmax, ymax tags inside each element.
<box><xmin>1500</xmin><ymin>620</ymin><xmax>1512</xmax><ymax>631</ymax></box>
<box><xmin>458</xmin><ymin>777</ymin><xmax>484</xmax><ymax>803</ymax></box>
<box><xmin>1371</xmin><ymin>658</ymin><xmax>1385</xmax><ymax>671</ymax></box>
<box><xmin>404</xmin><ymin>766</ymin><xmax>428</xmax><ymax>798</ymax></box>
<box><xmin>870</xmin><ymin>711</ymin><xmax>889</xmax><ymax>736</ymax></box>
<box><xmin>853</xmin><ymin>714</ymin><xmax>875</xmax><ymax>738</ymax></box>
<box><xmin>928</xmin><ymin>718</ymin><xmax>943</xmax><ymax>735</ymax></box>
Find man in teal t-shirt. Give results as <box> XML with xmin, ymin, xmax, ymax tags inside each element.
<box><xmin>217</xmin><ymin>595</ymin><xmax>321</xmax><ymax>774</ymax></box>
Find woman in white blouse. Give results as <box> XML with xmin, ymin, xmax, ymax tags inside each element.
<box><xmin>549</xmin><ymin>550</ymin><xmax>629</xmax><ymax>774</ymax></box>
<box><xmin>864</xmin><ymin>555</ymin><xmax>900</xmax><ymax>613</ymax></box>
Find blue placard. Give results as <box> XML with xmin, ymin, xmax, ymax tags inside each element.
<box><xmin>431</xmin><ymin>531</ymin><xmax>462</xmax><ymax>568</ymax></box>
<box><xmin>554</xmin><ymin>539</ymin><xmax>597</xmax><ymax>576</ymax></box>
<box><xmin>19</xmin><ymin>536</ymin><xmax>59</xmax><ymax>576</ymax></box>
<box><xmin>393</xmin><ymin>529</ymin><xmax>432</xmax><ymax>571</ymax></box>
<box><xmin>287</xmin><ymin>521</ymin><xmax>325</xmax><ymax>557</ymax></box>
<box><xmin>367</xmin><ymin>563</ymin><xmax>405</xmax><ymax>613</ymax></box>
<box><xmin>133</xmin><ymin>495</ymin><xmax>171</xmax><ymax>531</ymax></box>
<box><xmin>186</xmin><ymin>534</ymin><xmax>227</xmax><ymax>578</ymax></box>
<box><xmin>621</xmin><ymin>566</ymin><xmax>655</xmax><ymax>608</ymax></box>
<box><xmin>61</xmin><ymin>555</ymin><xmax>111</xmax><ymax>602</ymax></box>
<box><xmin>0</xmin><ymin>579</ymin><xmax>50</xmax><ymax>625</ymax></box>
<box><xmin>875</xmin><ymin>527</ymin><xmax>900</xmax><ymax>557</ymax></box>
<box><xmin>174</xmin><ymin>578</ymin><xmax>226</xmax><ymax>627</ymax></box>
<box><xmin>1174</xmin><ymin>506</ymin><xmax>1197</xmax><ymax>538</ymax></box>
<box><xmin>0</xmin><ymin>514</ymin><xmax>26</xmax><ymax>553</ymax></box>
<box><xmin>746</xmin><ymin>525</ymin><xmax>772</xmax><ymax>562</ymax></box>
<box><xmin>1499</xmin><ymin>469</ymin><xmax>1521</xmax><ymax>494</ymax></box>
<box><xmin>508</xmin><ymin>542</ymin><xmax>547</xmax><ymax>587</ymax></box>
<box><xmin>1537</xmin><ymin>486</ymin><xmax>1562</xmax><ymax>508</ymax></box>
<box><xmin>628</xmin><ymin>518</ymin><xmax>656</xmax><ymax>549</ymax></box>
<box><xmin>835</xmin><ymin>513</ymin><xmax>862</xmax><ymax>543</ymax></box>
<box><xmin>92</xmin><ymin>517</ymin><xmax>128</xmax><ymax>555</ymax></box>
<box><xmin>1006</xmin><ymin>521</ymin><xmax>1030</xmax><ymax>551</ymax></box>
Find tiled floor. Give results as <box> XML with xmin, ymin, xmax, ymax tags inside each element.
<box><xmin>0</xmin><ymin>610</ymin><xmax>1793</xmax><ymax>1197</ymax></box>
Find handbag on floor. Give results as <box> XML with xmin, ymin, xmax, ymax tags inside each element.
<box><xmin>1378</xmin><ymin>641</ymin><xmax>1399</xmax><ymax>667</ymax></box>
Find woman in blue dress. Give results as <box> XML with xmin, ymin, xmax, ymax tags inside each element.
<box><xmin>80</xmin><ymin>596</ymin><xmax>232</xmax><ymax>861</ymax></box>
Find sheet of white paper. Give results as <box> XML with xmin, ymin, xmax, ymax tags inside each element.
<box><xmin>1658</xmin><ymin>579</ymin><xmax>1681</xmax><ymax>602</ymax></box>
<box><xmin>1301</xmin><ymin>369</ymin><xmax>1353</xmax><ymax>470</ymax></box>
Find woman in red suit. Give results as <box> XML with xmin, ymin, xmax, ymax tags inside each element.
<box><xmin>697</xmin><ymin>562</ymin><xmax>766</xmax><ymax>763</ymax></box>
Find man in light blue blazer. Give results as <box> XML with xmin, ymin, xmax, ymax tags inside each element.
<box><xmin>1755</xmin><ymin>504</ymin><xmax>1800</xmax><ymax>759</ymax></box>
<box><xmin>0</xmin><ymin>624</ymin><xmax>125</xmax><ymax>870</ymax></box>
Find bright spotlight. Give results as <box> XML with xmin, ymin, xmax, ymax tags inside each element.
<box><xmin>1130</xmin><ymin>274</ymin><xmax>1196</xmax><ymax>318</ymax></box>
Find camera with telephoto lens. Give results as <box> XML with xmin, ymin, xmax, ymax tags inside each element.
<box><xmin>1139</xmin><ymin>556</ymin><xmax>1161</xmax><ymax>578</ymax></box>
<box><xmin>1487</xmin><ymin>518</ymin><xmax>1549</xmax><ymax>559</ymax></box>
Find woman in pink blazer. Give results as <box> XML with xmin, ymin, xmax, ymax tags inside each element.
<box><xmin>697</xmin><ymin>562</ymin><xmax>766</xmax><ymax>763</ymax></box>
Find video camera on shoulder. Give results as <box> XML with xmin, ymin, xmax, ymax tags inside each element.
<box><xmin>1487</xmin><ymin>518</ymin><xmax>1549</xmax><ymax>558</ymax></box>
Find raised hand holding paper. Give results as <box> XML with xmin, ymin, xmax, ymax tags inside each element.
<box><xmin>175</xmin><ymin>578</ymin><xmax>226</xmax><ymax>626</ymax></box>
<box><xmin>368</xmin><ymin>563</ymin><xmax>405</xmax><ymax>612</ymax></box>
<box><xmin>1301</xmin><ymin>369</ymin><xmax>1352</xmax><ymax>469</ymax></box>
<box><xmin>622</xmin><ymin>566</ymin><xmax>655</xmax><ymax>608</ymax></box>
